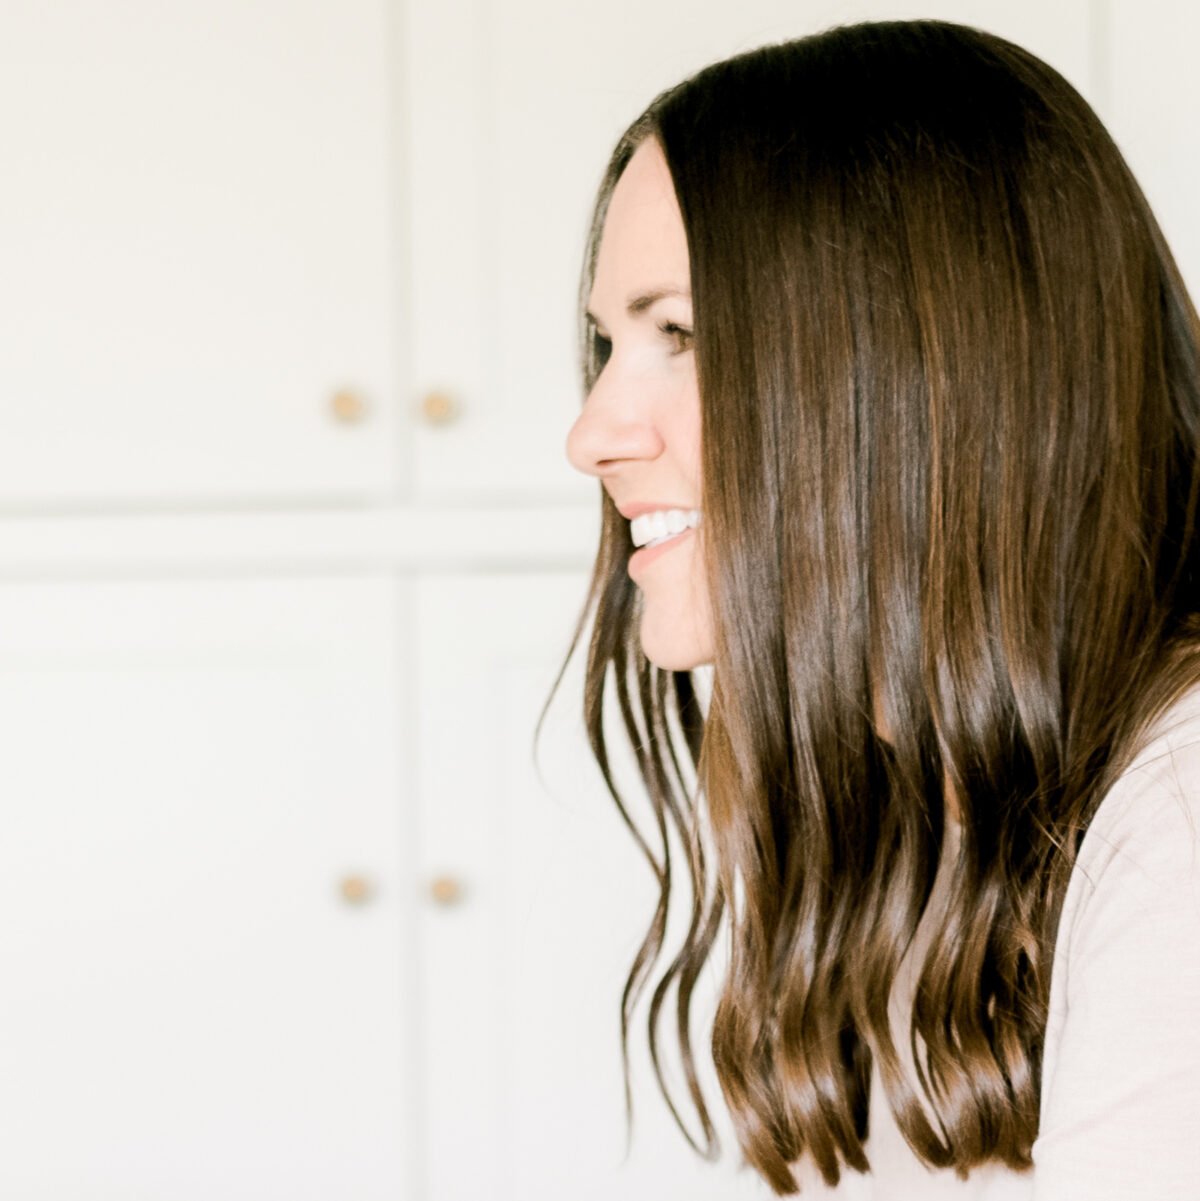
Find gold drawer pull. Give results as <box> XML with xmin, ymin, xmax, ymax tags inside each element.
<box><xmin>338</xmin><ymin>873</ymin><xmax>375</xmax><ymax>905</ymax></box>
<box><xmin>330</xmin><ymin>387</ymin><xmax>368</xmax><ymax>423</ymax></box>
<box><xmin>420</xmin><ymin>389</ymin><xmax>459</xmax><ymax>426</ymax></box>
<box><xmin>428</xmin><ymin>874</ymin><xmax>464</xmax><ymax>906</ymax></box>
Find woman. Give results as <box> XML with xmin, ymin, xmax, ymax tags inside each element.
<box><xmin>552</xmin><ymin>18</ymin><xmax>1200</xmax><ymax>1197</ymax></box>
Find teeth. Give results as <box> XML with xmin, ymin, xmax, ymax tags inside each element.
<box><xmin>630</xmin><ymin>508</ymin><xmax>702</xmax><ymax>548</ymax></box>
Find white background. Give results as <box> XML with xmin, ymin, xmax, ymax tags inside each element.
<box><xmin>0</xmin><ymin>2</ymin><xmax>1193</xmax><ymax>1197</ymax></box>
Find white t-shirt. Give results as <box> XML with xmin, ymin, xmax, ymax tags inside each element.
<box><xmin>786</xmin><ymin>682</ymin><xmax>1200</xmax><ymax>1198</ymax></box>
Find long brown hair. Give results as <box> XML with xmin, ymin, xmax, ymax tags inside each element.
<box><xmin>536</xmin><ymin>17</ymin><xmax>1200</xmax><ymax>1194</ymax></box>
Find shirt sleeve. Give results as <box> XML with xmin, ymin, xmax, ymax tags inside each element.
<box><xmin>1031</xmin><ymin>748</ymin><xmax>1200</xmax><ymax>1200</ymax></box>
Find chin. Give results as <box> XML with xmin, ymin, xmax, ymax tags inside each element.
<box><xmin>639</xmin><ymin>628</ymin><xmax>714</xmax><ymax>672</ymax></box>
<box><xmin>645</xmin><ymin>652</ymin><xmax>706</xmax><ymax>671</ymax></box>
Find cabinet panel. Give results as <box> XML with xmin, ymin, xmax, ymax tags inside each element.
<box><xmin>416</xmin><ymin>569</ymin><xmax>771</xmax><ymax>1198</ymax></box>
<box><xmin>408</xmin><ymin>0</ymin><xmax>1094</xmax><ymax>504</ymax></box>
<box><xmin>0</xmin><ymin>1</ymin><xmax>399</xmax><ymax>507</ymax></box>
<box><xmin>0</xmin><ymin>575</ymin><xmax>412</xmax><ymax>1199</ymax></box>
<box><xmin>1106</xmin><ymin>2</ymin><xmax>1200</xmax><ymax>299</ymax></box>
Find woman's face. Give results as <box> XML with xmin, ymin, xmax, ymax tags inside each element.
<box><xmin>566</xmin><ymin>136</ymin><xmax>714</xmax><ymax>670</ymax></box>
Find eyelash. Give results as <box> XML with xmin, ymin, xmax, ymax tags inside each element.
<box><xmin>656</xmin><ymin>321</ymin><xmax>694</xmax><ymax>354</ymax></box>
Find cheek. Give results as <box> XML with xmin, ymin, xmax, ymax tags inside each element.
<box><xmin>667</xmin><ymin>369</ymin><xmax>701</xmax><ymax>446</ymax></box>
<box><xmin>677</xmin><ymin>393</ymin><xmax>703</xmax><ymax>478</ymax></box>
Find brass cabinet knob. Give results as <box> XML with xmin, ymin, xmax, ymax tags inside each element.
<box><xmin>420</xmin><ymin>389</ymin><xmax>459</xmax><ymax>426</ymax></box>
<box><xmin>330</xmin><ymin>388</ymin><xmax>368</xmax><ymax>423</ymax></box>
<box><xmin>428</xmin><ymin>874</ymin><xmax>464</xmax><ymax>906</ymax></box>
<box><xmin>338</xmin><ymin>873</ymin><xmax>375</xmax><ymax>905</ymax></box>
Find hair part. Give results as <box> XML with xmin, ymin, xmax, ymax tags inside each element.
<box><xmin>537</xmin><ymin>17</ymin><xmax>1200</xmax><ymax>1194</ymax></box>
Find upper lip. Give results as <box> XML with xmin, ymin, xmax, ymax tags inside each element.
<box><xmin>615</xmin><ymin>500</ymin><xmax>699</xmax><ymax>520</ymax></box>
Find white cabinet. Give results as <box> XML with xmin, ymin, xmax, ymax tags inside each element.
<box><xmin>0</xmin><ymin>0</ymin><xmax>1101</xmax><ymax>513</ymax></box>
<box><xmin>0</xmin><ymin>564</ymin><xmax>764</xmax><ymax>1199</ymax></box>
<box><xmin>0</xmin><ymin>575</ymin><xmax>413</xmax><ymax>1199</ymax></box>
<box><xmin>0</xmin><ymin>1</ymin><xmax>400</xmax><ymax>507</ymax></box>
<box><xmin>416</xmin><ymin>570</ymin><xmax>764</xmax><ymax>1199</ymax></box>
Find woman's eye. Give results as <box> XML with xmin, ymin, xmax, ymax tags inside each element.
<box><xmin>588</xmin><ymin>321</ymin><xmax>693</xmax><ymax>367</ymax></box>
<box><xmin>657</xmin><ymin>321</ymin><xmax>694</xmax><ymax>354</ymax></box>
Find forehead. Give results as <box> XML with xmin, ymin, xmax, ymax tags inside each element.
<box><xmin>591</xmin><ymin>137</ymin><xmax>690</xmax><ymax>301</ymax></box>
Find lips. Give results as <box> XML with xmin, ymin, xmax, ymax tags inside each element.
<box><xmin>628</xmin><ymin>526</ymin><xmax>694</xmax><ymax>578</ymax></box>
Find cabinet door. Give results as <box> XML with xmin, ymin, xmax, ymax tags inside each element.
<box><xmin>0</xmin><ymin>575</ymin><xmax>412</xmax><ymax>1199</ymax></box>
<box><xmin>406</xmin><ymin>0</ymin><xmax>1093</xmax><ymax>504</ymax></box>
<box><xmin>417</xmin><ymin>570</ymin><xmax>772</xmax><ymax>1199</ymax></box>
<box><xmin>0</xmin><ymin>1</ymin><xmax>398</xmax><ymax>507</ymax></box>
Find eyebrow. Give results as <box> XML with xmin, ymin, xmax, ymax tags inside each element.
<box><xmin>585</xmin><ymin>287</ymin><xmax>691</xmax><ymax>327</ymax></box>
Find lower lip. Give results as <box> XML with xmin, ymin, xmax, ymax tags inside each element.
<box><xmin>628</xmin><ymin>527</ymin><xmax>694</xmax><ymax>578</ymax></box>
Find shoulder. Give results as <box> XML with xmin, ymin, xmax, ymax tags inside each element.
<box><xmin>1069</xmin><ymin>686</ymin><xmax>1200</xmax><ymax>928</ymax></box>
<box><xmin>1060</xmin><ymin>683</ymin><xmax>1200</xmax><ymax>997</ymax></box>
<box><xmin>1031</xmin><ymin>685</ymin><xmax>1200</xmax><ymax>1197</ymax></box>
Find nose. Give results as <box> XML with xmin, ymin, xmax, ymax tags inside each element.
<box><xmin>565</xmin><ymin>371</ymin><xmax>663</xmax><ymax>480</ymax></box>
